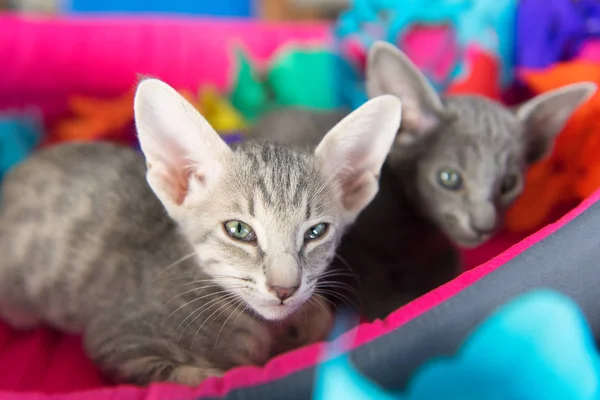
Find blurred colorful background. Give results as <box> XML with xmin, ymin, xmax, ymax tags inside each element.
<box><xmin>3</xmin><ymin>0</ymin><xmax>600</xmax><ymax>269</ymax></box>
<box><xmin>1</xmin><ymin>0</ymin><xmax>600</xmax><ymax>393</ymax></box>
<box><xmin>2</xmin><ymin>0</ymin><xmax>600</xmax><ymax>268</ymax></box>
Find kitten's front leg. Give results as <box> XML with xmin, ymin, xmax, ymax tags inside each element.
<box><xmin>84</xmin><ymin>320</ymin><xmax>225</xmax><ymax>386</ymax></box>
<box><xmin>219</xmin><ymin>313</ymin><xmax>274</xmax><ymax>367</ymax></box>
<box><xmin>269</xmin><ymin>296</ymin><xmax>333</xmax><ymax>357</ymax></box>
<box><xmin>115</xmin><ymin>351</ymin><xmax>225</xmax><ymax>386</ymax></box>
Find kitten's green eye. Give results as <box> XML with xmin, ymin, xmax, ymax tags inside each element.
<box><xmin>224</xmin><ymin>220</ymin><xmax>256</xmax><ymax>242</ymax></box>
<box><xmin>437</xmin><ymin>169</ymin><xmax>463</xmax><ymax>191</ymax></box>
<box><xmin>304</xmin><ymin>223</ymin><xmax>328</xmax><ymax>241</ymax></box>
<box><xmin>500</xmin><ymin>174</ymin><xmax>518</xmax><ymax>194</ymax></box>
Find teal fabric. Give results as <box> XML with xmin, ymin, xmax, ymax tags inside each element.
<box><xmin>0</xmin><ymin>113</ymin><xmax>42</xmax><ymax>181</ymax></box>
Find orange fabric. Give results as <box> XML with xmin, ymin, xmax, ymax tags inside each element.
<box><xmin>505</xmin><ymin>62</ymin><xmax>600</xmax><ymax>232</ymax></box>
<box><xmin>52</xmin><ymin>92</ymin><xmax>136</xmax><ymax>144</ymax></box>
<box><xmin>50</xmin><ymin>86</ymin><xmax>246</xmax><ymax>147</ymax></box>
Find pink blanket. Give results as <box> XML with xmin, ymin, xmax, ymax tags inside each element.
<box><xmin>0</xmin><ymin>14</ymin><xmax>330</xmax><ymax>122</ymax></box>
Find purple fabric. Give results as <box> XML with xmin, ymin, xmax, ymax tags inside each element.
<box><xmin>221</xmin><ymin>133</ymin><xmax>244</xmax><ymax>144</ymax></box>
<box><xmin>516</xmin><ymin>0</ymin><xmax>600</xmax><ymax>69</ymax></box>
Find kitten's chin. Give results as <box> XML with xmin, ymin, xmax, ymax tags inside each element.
<box><xmin>255</xmin><ymin>305</ymin><xmax>299</xmax><ymax>321</ymax></box>
<box><xmin>451</xmin><ymin>233</ymin><xmax>493</xmax><ymax>249</ymax></box>
<box><xmin>248</xmin><ymin>299</ymin><xmax>305</xmax><ymax>321</ymax></box>
<box><xmin>441</xmin><ymin>216</ymin><xmax>495</xmax><ymax>248</ymax></box>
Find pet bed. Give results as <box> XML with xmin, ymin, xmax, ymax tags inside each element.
<box><xmin>0</xmin><ymin>12</ymin><xmax>598</xmax><ymax>399</ymax></box>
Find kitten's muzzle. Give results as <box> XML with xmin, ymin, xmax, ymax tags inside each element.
<box><xmin>268</xmin><ymin>285</ymin><xmax>299</xmax><ymax>302</ymax></box>
<box><xmin>469</xmin><ymin>220</ymin><xmax>496</xmax><ymax>235</ymax></box>
<box><xmin>468</xmin><ymin>202</ymin><xmax>497</xmax><ymax>235</ymax></box>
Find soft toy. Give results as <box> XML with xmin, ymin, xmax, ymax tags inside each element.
<box><xmin>314</xmin><ymin>290</ymin><xmax>600</xmax><ymax>400</ymax></box>
<box><xmin>505</xmin><ymin>62</ymin><xmax>600</xmax><ymax>233</ymax></box>
<box><xmin>334</xmin><ymin>0</ymin><xmax>517</xmax><ymax>108</ymax></box>
<box><xmin>229</xmin><ymin>46</ymin><xmax>343</xmax><ymax>122</ymax></box>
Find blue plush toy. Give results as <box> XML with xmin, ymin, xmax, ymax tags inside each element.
<box><xmin>314</xmin><ymin>289</ymin><xmax>600</xmax><ymax>400</ymax></box>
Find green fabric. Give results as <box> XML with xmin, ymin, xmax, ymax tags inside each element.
<box><xmin>229</xmin><ymin>46</ymin><xmax>341</xmax><ymax>122</ymax></box>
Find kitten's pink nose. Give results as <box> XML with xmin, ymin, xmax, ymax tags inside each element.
<box><xmin>269</xmin><ymin>285</ymin><xmax>298</xmax><ymax>301</ymax></box>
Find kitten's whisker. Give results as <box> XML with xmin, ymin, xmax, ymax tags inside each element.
<box><xmin>333</xmin><ymin>254</ymin><xmax>357</xmax><ymax>275</ymax></box>
<box><xmin>162</xmin><ymin>289</ymin><xmax>234</xmax><ymax>325</ymax></box>
<box><xmin>177</xmin><ymin>292</ymin><xmax>240</xmax><ymax>342</ymax></box>
<box><xmin>181</xmin><ymin>287</ymin><xmax>249</xmax><ymax>339</ymax></box>
<box><xmin>213</xmin><ymin>297</ymin><xmax>246</xmax><ymax>350</ymax></box>
<box><xmin>164</xmin><ymin>285</ymin><xmax>243</xmax><ymax>308</ymax></box>
<box><xmin>314</xmin><ymin>289</ymin><xmax>359</xmax><ymax>310</ymax></box>
<box><xmin>313</xmin><ymin>293</ymin><xmax>339</xmax><ymax>311</ymax></box>
<box><xmin>179</xmin><ymin>278</ymin><xmax>247</xmax><ymax>287</ymax></box>
<box><xmin>316</xmin><ymin>281</ymin><xmax>358</xmax><ymax>295</ymax></box>
<box><xmin>210</xmin><ymin>273</ymin><xmax>246</xmax><ymax>280</ymax></box>
<box><xmin>317</xmin><ymin>270</ymin><xmax>360</xmax><ymax>281</ymax></box>
<box><xmin>190</xmin><ymin>294</ymin><xmax>241</xmax><ymax>347</ymax></box>
<box><xmin>307</xmin><ymin>296</ymin><xmax>330</xmax><ymax>319</ymax></box>
<box><xmin>154</xmin><ymin>252</ymin><xmax>198</xmax><ymax>278</ymax></box>
<box><xmin>230</xmin><ymin>300</ymin><xmax>249</xmax><ymax>330</ymax></box>
<box><xmin>177</xmin><ymin>279</ymin><xmax>228</xmax><ymax>286</ymax></box>
<box><xmin>289</xmin><ymin>306</ymin><xmax>302</xmax><ymax>326</ymax></box>
<box><xmin>318</xmin><ymin>267</ymin><xmax>355</xmax><ymax>276</ymax></box>
<box><xmin>165</xmin><ymin>285</ymin><xmax>228</xmax><ymax>304</ymax></box>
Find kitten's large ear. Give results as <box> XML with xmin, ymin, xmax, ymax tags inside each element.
<box><xmin>315</xmin><ymin>95</ymin><xmax>401</xmax><ymax>224</ymax></box>
<box><xmin>366</xmin><ymin>41</ymin><xmax>445</xmax><ymax>145</ymax></box>
<box><xmin>516</xmin><ymin>82</ymin><xmax>597</xmax><ymax>164</ymax></box>
<box><xmin>134</xmin><ymin>78</ymin><xmax>232</xmax><ymax>216</ymax></box>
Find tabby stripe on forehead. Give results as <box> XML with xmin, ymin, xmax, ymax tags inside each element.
<box><xmin>246</xmin><ymin>151</ymin><xmax>261</xmax><ymax>173</ymax></box>
<box><xmin>292</xmin><ymin>174</ymin><xmax>309</xmax><ymax>207</ymax></box>
<box><xmin>256</xmin><ymin>178</ymin><xmax>273</xmax><ymax>207</ymax></box>
<box><xmin>247</xmin><ymin>195</ymin><xmax>255</xmax><ymax>217</ymax></box>
<box><xmin>260</xmin><ymin>145</ymin><xmax>272</xmax><ymax>164</ymax></box>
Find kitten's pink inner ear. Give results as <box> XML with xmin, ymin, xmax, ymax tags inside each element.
<box><xmin>340</xmin><ymin>172</ymin><xmax>372</xmax><ymax>213</ymax></box>
<box><xmin>149</xmin><ymin>163</ymin><xmax>190</xmax><ymax>206</ymax></box>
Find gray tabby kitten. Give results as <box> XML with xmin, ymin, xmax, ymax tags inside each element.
<box><xmin>0</xmin><ymin>79</ymin><xmax>402</xmax><ymax>385</ymax></box>
<box><xmin>248</xmin><ymin>41</ymin><xmax>596</xmax><ymax>320</ymax></box>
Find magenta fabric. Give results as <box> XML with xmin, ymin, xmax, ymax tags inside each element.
<box><xmin>0</xmin><ymin>14</ymin><xmax>331</xmax><ymax>123</ymax></box>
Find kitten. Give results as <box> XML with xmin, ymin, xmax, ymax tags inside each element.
<box><xmin>0</xmin><ymin>78</ymin><xmax>402</xmax><ymax>385</ymax></box>
<box><xmin>247</xmin><ymin>41</ymin><xmax>596</xmax><ymax>320</ymax></box>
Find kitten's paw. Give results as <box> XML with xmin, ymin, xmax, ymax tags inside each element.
<box><xmin>169</xmin><ymin>365</ymin><xmax>224</xmax><ymax>386</ymax></box>
<box><xmin>0</xmin><ymin>303</ymin><xmax>41</xmax><ymax>330</ymax></box>
<box><xmin>271</xmin><ymin>298</ymin><xmax>333</xmax><ymax>356</ymax></box>
<box><xmin>230</xmin><ymin>323</ymin><xmax>273</xmax><ymax>366</ymax></box>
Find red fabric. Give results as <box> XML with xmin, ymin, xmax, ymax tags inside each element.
<box><xmin>1</xmin><ymin>189</ymin><xmax>598</xmax><ymax>399</ymax></box>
